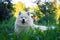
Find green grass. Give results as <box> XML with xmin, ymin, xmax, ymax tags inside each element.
<box><xmin>0</xmin><ymin>17</ymin><xmax>60</xmax><ymax>40</ymax></box>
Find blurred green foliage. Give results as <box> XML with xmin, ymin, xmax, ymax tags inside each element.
<box><xmin>33</xmin><ymin>2</ymin><xmax>56</xmax><ymax>26</ymax></box>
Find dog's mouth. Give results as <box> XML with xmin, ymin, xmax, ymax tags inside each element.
<box><xmin>21</xmin><ymin>19</ymin><xmax>25</xmax><ymax>24</ymax></box>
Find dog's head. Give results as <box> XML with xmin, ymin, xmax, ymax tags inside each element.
<box><xmin>18</xmin><ymin>12</ymin><xmax>33</xmax><ymax>24</ymax></box>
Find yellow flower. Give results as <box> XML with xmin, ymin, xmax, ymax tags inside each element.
<box><xmin>13</xmin><ymin>2</ymin><xmax>26</xmax><ymax>17</ymax></box>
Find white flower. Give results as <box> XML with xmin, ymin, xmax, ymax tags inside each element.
<box><xmin>4</xmin><ymin>1</ymin><xmax>8</xmax><ymax>5</ymax></box>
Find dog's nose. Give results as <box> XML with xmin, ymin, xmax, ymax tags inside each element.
<box><xmin>22</xmin><ymin>19</ymin><xmax>25</xmax><ymax>24</ymax></box>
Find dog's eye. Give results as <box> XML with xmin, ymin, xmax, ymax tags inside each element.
<box><xmin>21</xmin><ymin>17</ymin><xmax>23</xmax><ymax>18</ymax></box>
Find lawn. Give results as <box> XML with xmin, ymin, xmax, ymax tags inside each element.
<box><xmin>0</xmin><ymin>17</ymin><xmax>60</xmax><ymax>40</ymax></box>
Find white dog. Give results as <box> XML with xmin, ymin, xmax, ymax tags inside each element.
<box><xmin>14</xmin><ymin>12</ymin><xmax>55</xmax><ymax>34</ymax></box>
<box><xmin>14</xmin><ymin>12</ymin><xmax>34</xmax><ymax>34</ymax></box>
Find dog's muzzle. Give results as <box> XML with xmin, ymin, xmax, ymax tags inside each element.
<box><xmin>22</xmin><ymin>19</ymin><xmax>25</xmax><ymax>24</ymax></box>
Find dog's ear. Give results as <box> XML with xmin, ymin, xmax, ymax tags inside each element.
<box><xmin>19</xmin><ymin>12</ymin><xmax>21</xmax><ymax>15</ymax></box>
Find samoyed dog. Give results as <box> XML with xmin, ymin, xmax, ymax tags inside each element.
<box><xmin>14</xmin><ymin>12</ymin><xmax>55</xmax><ymax>34</ymax></box>
<box><xmin>14</xmin><ymin>12</ymin><xmax>35</xmax><ymax>34</ymax></box>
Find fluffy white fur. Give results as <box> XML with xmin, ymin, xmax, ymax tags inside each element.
<box><xmin>14</xmin><ymin>12</ymin><xmax>34</xmax><ymax>34</ymax></box>
<box><xmin>14</xmin><ymin>12</ymin><xmax>55</xmax><ymax>34</ymax></box>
